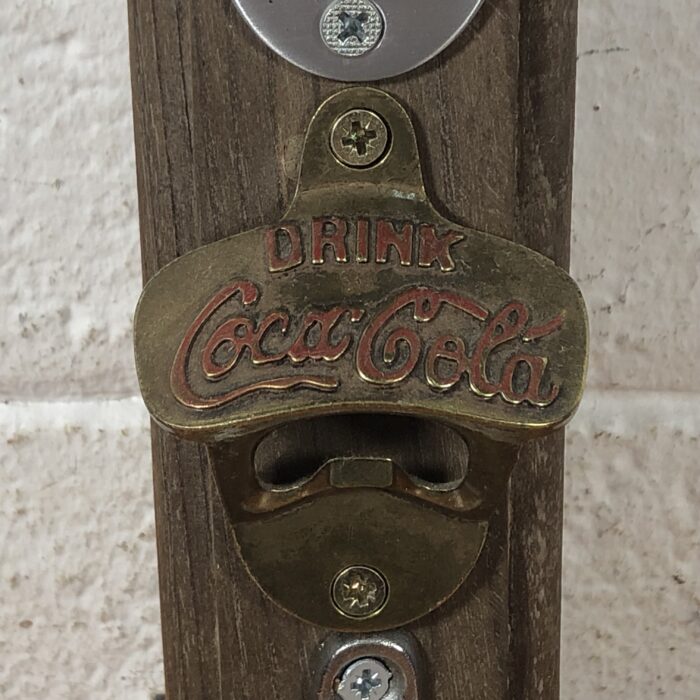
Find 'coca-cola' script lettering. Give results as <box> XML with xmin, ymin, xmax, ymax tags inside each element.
<box><xmin>170</xmin><ymin>281</ymin><xmax>565</xmax><ymax>411</ymax></box>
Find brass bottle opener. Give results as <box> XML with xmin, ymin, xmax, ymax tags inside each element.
<box><xmin>134</xmin><ymin>88</ymin><xmax>588</xmax><ymax>632</ymax></box>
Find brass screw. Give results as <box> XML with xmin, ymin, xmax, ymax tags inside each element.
<box><xmin>330</xmin><ymin>109</ymin><xmax>390</xmax><ymax>168</ymax></box>
<box><xmin>332</xmin><ymin>565</ymin><xmax>389</xmax><ymax>619</ymax></box>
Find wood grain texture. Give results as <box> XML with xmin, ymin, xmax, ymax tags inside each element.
<box><xmin>128</xmin><ymin>0</ymin><xmax>578</xmax><ymax>697</ymax></box>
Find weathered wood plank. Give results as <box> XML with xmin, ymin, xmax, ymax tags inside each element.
<box><xmin>128</xmin><ymin>0</ymin><xmax>577</xmax><ymax>697</ymax></box>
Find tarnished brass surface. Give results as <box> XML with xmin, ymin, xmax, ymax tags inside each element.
<box><xmin>134</xmin><ymin>88</ymin><xmax>589</xmax><ymax>631</ymax></box>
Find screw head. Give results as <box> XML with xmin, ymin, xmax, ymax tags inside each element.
<box><xmin>332</xmin><ymin>565</ymin><xmax>389</xmax><ymax>619</ymax></box>
<box><xmin>336</xmin><ymin>658</ymin><xmax>392</xmax><ymax>700</ymax></box>
<box><xmin>321</xmin><ymin>0</ymin><xmax>385</xmax><ymax>58</ymax></box>
<box><xmin>330</xmin><ymin>109</ymin><xmax>390</xmax><ymax>169</ymax></box>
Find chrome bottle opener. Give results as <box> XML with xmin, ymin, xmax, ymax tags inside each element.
<box><xmin>232</xmin><ymin>0</ymin><xmax>486</xmax><ymax>81</ymax></box>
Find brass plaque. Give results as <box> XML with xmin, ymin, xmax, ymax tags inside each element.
<box><xmin>134</xmin><ymin>89</ymin><xmax>587</xmax><ymax>446</ymax></box>
<box><xmin>134</xmin><ymin>87</ymin><xmax>588</xmax><ymax>632</ymax></box>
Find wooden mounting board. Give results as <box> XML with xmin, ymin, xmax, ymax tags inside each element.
<box><xmin>127</xmin><ymin>0</ymin><xmax>578</xmax><ymax>696</ymax></box>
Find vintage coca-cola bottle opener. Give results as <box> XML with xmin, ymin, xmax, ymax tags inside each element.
<box><xmin>134</xmin><ymin>88</ymin><xmax>588</xmax><ymax>632</ymax></box>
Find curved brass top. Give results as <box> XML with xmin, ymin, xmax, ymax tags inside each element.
<box><xmin>134</xmin><ymin>88</ymin><xmax>588</xmax><ymax>445</ymax></box>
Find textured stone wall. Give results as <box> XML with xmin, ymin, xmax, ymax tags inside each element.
<box><xmin>1</xmin><ymin>2</ymin><xmax>697</xmax><ymax>698</ymax></box>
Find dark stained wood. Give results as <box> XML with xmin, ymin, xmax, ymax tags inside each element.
<box><xmin>128</xmin><ymin>0</ymin><xmax>578</xmax><ymax>697</ymax></box>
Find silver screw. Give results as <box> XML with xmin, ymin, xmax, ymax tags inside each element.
<box><xmin>336</xmin><ymin>658</ymin><xmax>392</xmax><ymax>700</ymax></box>
<box><xmin>330</xmin><ymin>109</ymin><xmax>390</xmax><ymax>169</ymax></box>
<box><xmin>331</xmin><ymin>565</ymin><xmax>389</xmax><ymax>619</ymax></box>
<box><xmin>321</xmin><ymin>0</ymin><xmax>385</xmax><ymax>58</ymax></box>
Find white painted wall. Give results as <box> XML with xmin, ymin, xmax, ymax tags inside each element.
<box><xmin>1</xmin><ymin>2</ymin><xmax>697</xmax><ymax>698</ymax></box>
